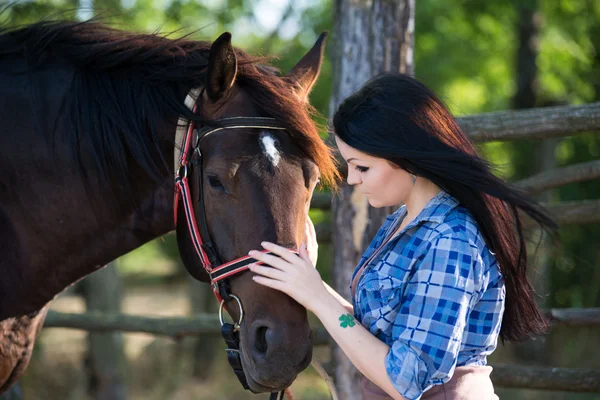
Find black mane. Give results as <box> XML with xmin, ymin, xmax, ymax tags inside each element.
<box><xmin>0</xmin><ymin>20</ymin><xmax>338</xmax><ymax>205</ymax></box>
<box><xmin>1</xmin><ymin>20</ymin><xmax>213</xmax><ymax>199</ymax></box>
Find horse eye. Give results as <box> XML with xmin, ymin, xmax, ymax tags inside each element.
<box><xmin>207</xmin><ymin>175</ymin><xmax>224</xmax><ymax>190</ymax></box>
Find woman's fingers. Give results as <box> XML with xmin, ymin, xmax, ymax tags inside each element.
<box><xmin>252</xmin><ymin>275</ymin><xmax>286</xmax><ymax>292</ymax></box>
<box><xmin>248</xmin><ymin>263</ymin><xmax>287</xmax><ymax>281</ymax></box>
<box><xmin>254</xmin><ymin>242</ymin><xmax>303</xmax><ymax>266</ymax></box>
<box><xmin>304</xmin><ymin>217</ymin><xmax>319</xmax><ymax>266</ymax></box>
<box><xmin>248</xmin><ymin>251</ymin><xmax>292</xmax><ymax>271</ymax></box>
<box><xmin>298</xmin><ymin>243</ymin><xmax>314</xmax><ymax>267</ymax></box>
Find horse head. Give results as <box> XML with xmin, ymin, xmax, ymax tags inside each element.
<box><xmin>175</xmin><ymin>32</ymin><xmax>337</xmax><ymax>392</ymax></box>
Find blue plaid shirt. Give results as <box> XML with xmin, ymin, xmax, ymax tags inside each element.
<box><xmin>351</xmin><ymin>191</ymin><xmax>504</xmax><ymax>400</ymax></box>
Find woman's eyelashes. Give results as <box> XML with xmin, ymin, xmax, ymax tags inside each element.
<box><xmin>355</xmin><ymin>165</ymin><xmax>369</xmax><ymax>173</ymax></box>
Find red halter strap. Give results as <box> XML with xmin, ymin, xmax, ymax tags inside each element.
<box><xmin>173</xmin><ymin>93</ymin><xmax>293</xmax><ymax>301</ymax></box>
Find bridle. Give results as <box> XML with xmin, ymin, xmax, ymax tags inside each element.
<box><xmin>174</xmin><ymin>88</ymin><xmax>294</xmax><ymax>400</ymax></box>
<box><xmin>174</xmin><ymin>88</ymin><xmax>300</xmax><ymax>302</ymax></box>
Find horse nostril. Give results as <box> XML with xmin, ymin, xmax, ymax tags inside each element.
<box><xmin>255</xmin><ymin>325</ymin><xmax>268</xmax><ymax>355</ymax></box>
<box><xmin>251</xmin><ymin>321</ymin><xmax>283</xmax><ymax>362</ymax></box>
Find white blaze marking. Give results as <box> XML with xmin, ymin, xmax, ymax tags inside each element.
<box><xmin>260</xmin><ymin>132</ymin><xmax>281</xmax><ymax>167</ymax></box>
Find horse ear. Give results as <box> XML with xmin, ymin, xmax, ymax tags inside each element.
<box><xmin>285</xmin><ymin>32</ymin><xmax>327</xmax><ymax>102</ymax></box>
<box><xmin>205</xmin><ymin>32</ymin><xmax>238</xmax><ymax>102</ymax></box>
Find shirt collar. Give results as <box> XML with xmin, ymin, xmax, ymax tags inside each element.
<box><xmin>413</xmin><ymin>190</ymin><xmax>459</xmax><ymax>224</ymax></box>
<box><xmin>390</xmin><ymin>190</ymin><xmax>460</xmax><ymax>228</ymax></box>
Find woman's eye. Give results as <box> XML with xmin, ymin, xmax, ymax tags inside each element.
<box><xmin>355</xmin><ymin>166</ymin><xmax>369</xmax><ymax>173</ymax></box>
<box><xmin>207</xmin><ymin>175</ymin><xmax>224</xmax><ymax>190</ymax></box>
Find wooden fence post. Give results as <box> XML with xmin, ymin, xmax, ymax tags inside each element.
<box><xmin>187</xmin><ymin>276</ymin><xmax>219</xmax><ymax>380</ymax></box>
<box><xmin>80</xmin><ymin>262</ymin><xmax>127</xmax><ymax>400</ymax></box>
<box><xmin>329</xmin><ymin>1</ymin><xmax>414</xmax><ymax>398</ymax></box>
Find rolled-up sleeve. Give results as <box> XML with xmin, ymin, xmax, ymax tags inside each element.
<box><xmin>385</xmin><ymin>233</ymin><xmax>482</xmax><ymax>399</ymax></box>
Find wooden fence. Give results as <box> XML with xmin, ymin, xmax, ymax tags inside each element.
<box><xmin>43</xmin><ymin>307</ymin><xmax>600</xmax><ymax>392</ymax></box>
<box><xmin>43</xmin><ymin>101</ymin><xmax>600</xmax><ymax>394</ymax></box>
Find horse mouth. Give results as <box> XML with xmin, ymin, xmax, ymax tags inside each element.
<box><xmin>239</xmin><ymin>350</ymin><xmax>297</xmax><ymax>393</ymax></box>
<box><xmin>244</xmin><ymin>371</ymin><xmax>296</xmax><ymax>394</ymax></box>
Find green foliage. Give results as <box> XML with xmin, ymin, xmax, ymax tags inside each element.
<box><xmin>117</xmin><ymin>234</ymin><xmax>182</xmax><ymax>284</ymax></box>
<box><xmin>538</xmin><ymin>0</ymin><xmax>599</xmax><ymax>105</ymax></box>
<box><xmin>415</xmin><ymin>0</ymin><xmax>518</xmax><ymax>115</ymax></box>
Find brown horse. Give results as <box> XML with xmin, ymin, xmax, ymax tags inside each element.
<box><xmin>0</xmin><ymin>20</ymin><xmax>338</xmax><ymax>395</ymax></box>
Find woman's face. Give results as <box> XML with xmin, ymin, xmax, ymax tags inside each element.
<box><xmin>334</xmin><ymin>136</ymin><xmax>414</xmax><ymax>208</ymax></box>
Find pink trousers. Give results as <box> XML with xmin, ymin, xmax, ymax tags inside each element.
<box><xmin>361</xmin><ymin>366</ymin><xmax>498</xmax><ymax>400</ymax></box>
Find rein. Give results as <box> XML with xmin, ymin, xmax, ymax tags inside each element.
<box><xmin>173</xmin><ymin>88</ymin><xmax>294</xmax><ymax>400</ymax></box>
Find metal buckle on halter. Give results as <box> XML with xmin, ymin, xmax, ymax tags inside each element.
<box><xmin>176</xmin><ymin>164</ymin><xmax>188</xmax><ymax>182</ymax></box>
<box><xmin>219</xmin><ymin>294</ymin><xmax>244</xmax><ymax>331</ymax></box>
<box><xmin>193</xmin><ymin>128</ymin><xmax>201</xmax><ymax>148</ymax></box>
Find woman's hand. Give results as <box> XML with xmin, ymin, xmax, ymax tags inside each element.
<box><xmin>248</xmin><ymin>242</ymin><xmax>328</xmax><ymax>313</ymax></box>
<box><xmin>305</xmin><ymin>215</ymin><xmax>319</xmax><ymax>267</ymax></box>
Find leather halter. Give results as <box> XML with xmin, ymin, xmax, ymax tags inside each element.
<box><xmin>174</xmin><ymin>88</ymin><xmax>297</xmax><ymax>302</ymax></box>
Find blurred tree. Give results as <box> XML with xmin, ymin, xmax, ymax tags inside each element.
<box><xmin>328</xmin><ymin>1</ymin><xmax>414</xmax><ymax>399</ymax></box>
<box><xmin>507</xmin><ymin>0</ymin><xmax>558</xmax><ymax>370</ymax></box>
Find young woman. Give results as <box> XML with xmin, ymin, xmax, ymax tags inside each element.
<box><xmin>247</xmin><ymin>73</ymin><xmax>556</xmax><ymax>400</ymax></box>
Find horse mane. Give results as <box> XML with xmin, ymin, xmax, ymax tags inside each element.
<box><xmin>0</xmin><ymin>20</ymin><xmax>338</xmax><ymax>204</ymax></box>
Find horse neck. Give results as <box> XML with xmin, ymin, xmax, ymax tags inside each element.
<box><xmin>0</xmin><ymin>65</ymin><xmax>179</xmax><ymax>319</ymax></box>
<box><xmin>0</xmin><ymin>173</ymin><xmax>176</xmax><ymax>320</ymax></box>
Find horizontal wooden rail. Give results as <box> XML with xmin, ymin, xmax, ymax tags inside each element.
<box><xmin>44</xmin><ymin>308</ymin><xmax>600</xmax><ymax>338</ymax></box>
<box><xmin>457</xmin><ymin>102</ymin><xmax>600</xmax><ymax>142</ymax></box>
<box><xmin>544</xmin><ymin>199</ymin><xmax>600</xmax><ymax>226</ymax></box>
<box><xmin>318</xmin><ymin>362</ymin><xmax>600</xmax><ymax>393</ymax></box>
<box><xmin>43</xmin><ymin>309</ymin><xmax>600</xmax><ymax>392</ymax></box>
<box><xmin>491</xmin><ymin>364</ymin><xmax>600</xmax><ymax>392</ymax></box>
<box><xmin>547</xmin><ymin>307</ymin><xmax>600</xmax><ymax>327</ymax></box>
<box><xmin>44</xmin><ymin>310</ymin><xmax>222</xmax><ymax>340</ymax></box>
<box><xmin>516</xmin><ymin>160</ymin><xmax>600</xmax><ymax>195</ymax></box>
<box><xmin>43</xmin><ymin>310</ymin><xmax>334</xmax><ymax>345</ymax></box>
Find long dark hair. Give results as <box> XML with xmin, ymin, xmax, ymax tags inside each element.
<box><xmin>333</xmin><ymin>73</ymin><xmax>557</xmax><ymax>342</ymax></box>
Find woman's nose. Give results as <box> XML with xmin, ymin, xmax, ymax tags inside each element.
<box><xmin>346</xmin><ymin>169</ymin><xmax>361</xmax><ymax>186</ymax></box>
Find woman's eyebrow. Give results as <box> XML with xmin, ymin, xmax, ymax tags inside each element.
<box><xmin>346</xmin><ymin>157</ymin><xmax>365</xmax><ymax>163</ymax></box>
